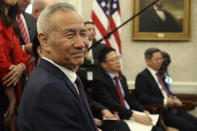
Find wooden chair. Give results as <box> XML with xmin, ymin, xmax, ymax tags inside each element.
<box><xmin>130</xmin><ymin>89</ymin><xmax>179</xmax><ymax>131</ymax></box>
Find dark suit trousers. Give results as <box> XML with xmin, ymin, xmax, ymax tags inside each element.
<box><xmin>163</xmin><ymin>109</ymin><xmax>197</xmax><ymax>131</ymax></box>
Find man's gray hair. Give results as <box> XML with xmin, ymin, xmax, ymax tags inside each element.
<box><xmin>37</xmin><ymin>2</ymin><xmax>75</xmax><ymax>34</ymax></box>
<box><xmin>145</xmin><ymin>48</ymin><xmax>161</xmax><ymax>59</ymax></box>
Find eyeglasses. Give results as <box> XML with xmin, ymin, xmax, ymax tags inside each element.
<box><xmin>153</xmin><ymin>58</ymin><xmax>163</xmax><ymax>62</ymax></box>
<box><xmin>105</xmin><ymin>56</ymin><xmax>121</xmax><ymax>62</ymax></box>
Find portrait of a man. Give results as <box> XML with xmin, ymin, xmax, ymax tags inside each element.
<box><xmin>139</xmin><ymin>0</ymin><xmax>183</xmax><ymax>32</ymax></box>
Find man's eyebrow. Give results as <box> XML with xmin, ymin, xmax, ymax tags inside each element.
<box><xmin>81</xmin><ymin>29</ymin><xmax>88</xmax><ymax>32</ymax></box>
<box><xmin>63</xmin><ymin>29</ymin><xmax>76</xmax><ymax>33</ymax></box>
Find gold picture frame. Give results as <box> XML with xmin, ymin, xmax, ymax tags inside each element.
<box><xmin>132</xmin><ymin>0</ymin><xmax>191</xmax><ymax>40</ymax></box>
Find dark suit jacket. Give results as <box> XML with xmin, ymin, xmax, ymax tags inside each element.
<box><xmin>139</xmin><ymin>7</ymin><xmax>182</xmax><ymax>32</ymax></box>
<box><xmin>92</xmin><ymin>67</ymin><xmax>144</xmax><ymax>119</ymax></box>
<box><xmin>17</xmin><ymin>59</ymin><xmax>96</xmax><ymax>131</ymax></box>
<box><xmin>17</xmin><ymin>12</ymin><xmax>37</xmax><ymax>45</ymax></box>
<box><xmin>135</xmin><ymin>68</ymin><xmax>173</xmax><ymax>105</ymax></box>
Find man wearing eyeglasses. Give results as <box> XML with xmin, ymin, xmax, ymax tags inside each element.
<box><xmin>91</xmin><ymin>47</ymin><xmax>164</xmax><ymax>131</ymax></box>
<box><xmin>135</xmin><ymin>48</ymin><xmax>197</xmax><ymax>131</ymax></box>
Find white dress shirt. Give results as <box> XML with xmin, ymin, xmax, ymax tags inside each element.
<box><xmin>146</xmin><ymin>66</ymin><xmax>168</xmax><ymax>105</ymax></box>
<box><xmin>107</xmin><ymin>72</ymin><xmax>130</xmax><ymax>110</ymax></box>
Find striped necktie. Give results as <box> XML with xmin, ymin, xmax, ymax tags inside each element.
<box><xmin>16</xmin><ymin>13</ymin><xmax>30</xmax><ymax>44</ymax></box>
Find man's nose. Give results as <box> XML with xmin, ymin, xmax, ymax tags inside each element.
<box><xmin>74</xmin><ymin>36</ymin><xmax>85</xmax><ymax>48</ymax></box>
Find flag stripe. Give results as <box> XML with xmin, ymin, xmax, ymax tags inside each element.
<box><xmin>91</xmin><ymin>11</ymin><xmax>111</xmax><ymax>48</ymax></box>
<box><xmin>91</xmin><ymin>0</ymin><xmax>122</xmax><ymax>55</ymax></box>
<box><xmin>109</xmin><ymin>16</ymin><xmax>121</xmax><ymax>54</ymax></box>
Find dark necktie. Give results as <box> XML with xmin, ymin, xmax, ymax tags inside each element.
<box><xmin>75</xmin><ymin>76</ymin><xmax>97</xmax><ymax>130</ymax></box>
<box><xmin>114</xmin><ymin>76</ymin><xmax>126</xmax><ymax>107</ymax></box>
<box><xmin>156</xmin><ymin>73</ymin><xmax>177</xmax><ymax>114</ymax></box>
<box><xmin>156</xmin><ymin>73</ymin><xmax>170</xmax><ymax>97</ymax></box>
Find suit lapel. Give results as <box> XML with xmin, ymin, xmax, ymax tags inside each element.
<box><xmin>101</xmin><ymin>69</ymin><xmax>121</xmax><ymax>100</ymax></box>
<box><xmin>38</xmin><ymin>59</ymin><xmax>97</xmax><ymax>130</ymax></box>
<box><xmin>38</xmin><ymin>59</ymin><xmax>80</xmax><ymax>99</ymax></box>
<box><xmin>119</xmin><ymin>75</ymin><xmax>129</xmax><ymax>96</ymax></box>
<box><xmin>145</xmin><ymin>68</ymin><xmax>163</xmax><ymax>96</ymax></box>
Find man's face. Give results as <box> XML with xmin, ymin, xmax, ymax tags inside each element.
<box><xmin>146</xmin><ymin>52</ymin><xmax>163</xmax><ymax>71</ymax></box>
<box><xmin>153</xmin><ymin>0</ymin><xmax>165</xmax><ymax>7</ymax></box>
<box><xmin>17</xmin><ymin>0</ymin><xmax>31</xmax><ymax>12</ymax></box>
<box><xmin>32</xmin><ymin>0</ymin><xmax>54</xmax><ymax>19</ymax></box>
<box><xmin>40</xmin><ymin>10</ymin><xmax>88</xmax><ymax>70</ymax></box>
<box><xmin>85</xmin><ymin>23</ymin><xmax>95</xmax><ymax>41</ymax></box>
<box><xmin>101</xmin><ymin>51</ymin><xmax>121</xmax><ymax>74</ymax></box>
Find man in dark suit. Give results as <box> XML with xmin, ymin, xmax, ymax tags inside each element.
<box><xmin>84</xmin><ymin>21</ymin><xmax>106</xmax><ymax>65</ymax></box>
<box><xmin>18</xmin><ymin>3</ymin><xmax>97</xmax><ymax>131</ymax></box>
<box><xmin>135</xmin><ymin>48</ymin><xmax>197</xmax><ymax>131</ymax></box>
<box><xmin>92</xmin><ymin>47</ymin><xmax>156</xmax><ymax>128</ymax></box>
<box><xmin>17</xmin><ymin>0</ymin><xmax>37</xmax><ymax>53</ymax></box>
<box><xmin>17</xmin><ymin>0</ymin><xmax>37</xmax><ymax>76</ymax></box>
<box><xmin>139</xmin><ymin>0</ymin><xmax>182</xmax><ymax>32</ymax></box>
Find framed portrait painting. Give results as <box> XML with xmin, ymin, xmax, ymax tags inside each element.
<box><xmin>132</xmin><ymin>0</ymin><xmax>191</xmax><ymax>40</ymax></box>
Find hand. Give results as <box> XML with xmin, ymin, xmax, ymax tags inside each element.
<box><xmin>167</xmin><ymin>97</ymin><xmax>176</xmax><ymax>107</ymax></box>
<box><xmin>94</xmin><ymin>118</ymin><xmax>102</xmax><ymax>126</ymax></box>
<box><xmin>98</xmin><ymin>128</ymin><xmax>102</xmax><ymax>131</ymax></box>
<box><xmin>173</xmin><ymin>96</ymin><xmax>182</xmax><ymax>106</ymax></box>
<box><xmin>102</xmin><ymin>109</ymin><xmax>120</xmax><ymax>120</ymax></box>
<box><xmin>2</xmin><ymin>63</ymin><xmax>25</xmax><ymax>87</ymax></box>
<box><xmin>144</xmin><ymin>110</ymin><xmax>150</xmax><ymax>116</ymax></box>
<box><xmin>131</xmin><ymin>112</ymin><xmax>153</xmax><ymax>126</ymax></box>
<box><xmin>24</xmin><ymin>43</ymin><xmax>32</xmax><ymax>54</ymax></box>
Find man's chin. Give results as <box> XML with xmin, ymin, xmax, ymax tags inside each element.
<box><xmin>75</xmin><ymin>58</ymin><xmax>84</xmax><ymax>65</ymax></box>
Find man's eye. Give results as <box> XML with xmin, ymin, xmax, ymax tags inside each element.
<box><xmin>66</xmin><ymin>34</ymin><xmax>74</xmax><ymax>38</ymax></box>
<box><xmin>80</xmin><ymin>32</ymin><xmax>87</xmax><ymax>37</ymax></box>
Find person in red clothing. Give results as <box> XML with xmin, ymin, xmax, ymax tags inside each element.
<box><xmin>0</xmin><ymin>0</ymin><xmax>29</xmax><ymax>130</ymax></box>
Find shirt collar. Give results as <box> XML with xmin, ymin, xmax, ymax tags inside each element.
<box><xmin>107</xmin><ymin>72</ymin><xmax>119</xmax><ymax>79</ymax></box>
<box><xmin>153</xmin><ymin>5</ymin><xmax>162</xmax><ymax>11</ymax></box>
<box><xmin>42</xmin><ymin>57</ymin><xmax>77</xmax><ymax>84</ymax></box>
<box><xmin>146</xmin><ymin>66</ymin><xmax>158</xmax><ymax>76</ymax></box>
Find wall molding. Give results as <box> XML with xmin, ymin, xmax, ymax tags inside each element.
<box><xmin>127</xmin><ymin>81</ymin><xmax>197</xmax><ymax>94</ymax></box>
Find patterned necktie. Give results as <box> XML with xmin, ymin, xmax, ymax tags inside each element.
<box><xmin>16</xmin><ymin>14</ymin><xmax>30</xmax><ymax>44</ymax></box>
<box><xmin>156</xmin><ymin>73</ymin><xmax>170</xmax><ymax>97</ymax></box>
<box><xmin>16</xmin><ymin>14</ymin><xmax>35</xmax><ymax>74</ymax></box>
<box><xmin>156</xmin><ymin>73</ymin><xmax>177</xmax><ymax>114</ymax></box>
<box><xmin>75</xmin><ymin>76</ymin><xmax>97</xmax><ymax>130</ymax></box>
<box><xmin>114</xmin><ymin>76</ymin><xmax>126</xmax><ymax>107</ymax></box>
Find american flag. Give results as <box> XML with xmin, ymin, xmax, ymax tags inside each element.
<box><xmin>91</xmin><ymin>0</ymin><xmax>122</xmax><ymax>55</ymax></box>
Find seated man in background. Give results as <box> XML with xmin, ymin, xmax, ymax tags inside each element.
<box><xmin>135</xmin><ymin>48</ymin><xmax>197</xmax><ymax>131</ymax></box>
<box><xmin>91</xmin><ymin>47</ymin><xmax>163</xmax><ymax>131</ymax></box>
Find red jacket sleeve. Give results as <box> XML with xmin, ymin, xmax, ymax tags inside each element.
<box><xmin>0</xmin><ymin>20</ymin><xmax>29</xmax><ymax>85</ymax></box>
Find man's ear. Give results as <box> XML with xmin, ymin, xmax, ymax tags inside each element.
<box><xmin>32</xmin><ymin>9</ymin><xmax>39</xmax><ymax>18</ymax></box>
<box><xmin>101</xmin><ymin>62</ymin><xmax>106</xmax><ymax>69</ymax></box>
<box><xmin>38</xmin><ymin>33</ymin><xmax>49</xmax><ymax>51</ymax></box>
<box><xmin>145</xmin><ymin>58</ymin><xmax>150</xmax><ymax>65</ymax></box>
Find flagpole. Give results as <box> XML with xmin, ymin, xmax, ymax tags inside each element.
<box><xmin>88</xmin><ymin>0</ymin><xmax>159</xmax><ymax>50</ymax></box>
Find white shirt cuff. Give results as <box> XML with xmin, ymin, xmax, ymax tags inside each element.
<box><xmin>163</xmin><ymin>97</ymin><xmax>168</xmax><ymax>105</ymax></box>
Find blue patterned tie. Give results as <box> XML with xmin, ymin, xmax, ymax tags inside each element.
<box><xmin>75</xmin><ymin>76</ymin><xmax>97</xmax><ymax>130</ymax></box>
